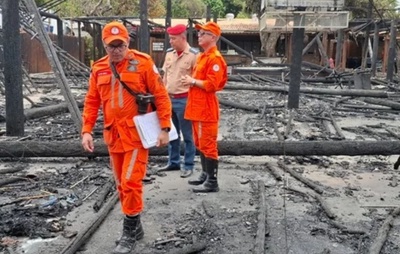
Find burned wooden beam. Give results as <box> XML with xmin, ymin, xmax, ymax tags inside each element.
<box><xmin>24</xmin><ymin>101</ymin><xmax>84</xmax><ymax>120</ymax></box>
<box><xmin>22</xmin><ymin>0</ymin><xmax>82</xmax><ymax>131</ymax></box>
<box><xmin>93</xmin><ymin>180</ymin><xmax>113</xmax><ymax>212</ymax></box>
<box><xmin>302</xmin><ymin>32</ymin><xmax>322</xmax><ymax>56</ymax></box>
<box><xmin>1</xmin><ymin>140</ymin><xmax>400</xmax><ymax>157</ymax></box>
<box><xmin>368</xmin><ymin>206</ymin><xmax>400</xmax><ymax>254</ymax></box>
<box><xmin>278</xmin><ymin>161</ymin><xmax>325</xmax><ymax>194</ymax></box>
<box><xmin>254</xmin><ymin>180</ymin><xmax>268</xmax><ymax>253</ymax></box>
<box><xmin>60</xmin><ymin>192</ymin><xmax>119</xmax><ymax>254</ymax></box>
<box><xmin>225</xmin><ymin>83</ymin><xmax>392</xmax><ymax>98</ymax></box>
<box><xmin>363</xmin><ymin>98</ymin><xmax>400</xmax><ymax>110</ymax></box>
<box><xmin>218</xmin><ymin>98</ymin><xmax>259</xmax><ymax>112</ymax></box>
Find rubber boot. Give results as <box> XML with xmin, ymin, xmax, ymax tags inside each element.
<box><xmin>115</xmin><ymin>216</ymin><xmax>144</xmax><ymax>245</ymax></box>
<box><xmin>188</xmin><ymin>153</ymin><xmax>207</xmax><ymax>186</ymax></box>
<box><xmin>113</xmin><ymin>215</ymin><xmax>143</xmax><ymax>254</ymax></box>
<box><xmin>192</xmin><ymin>158</ymin><xmax>219</xmax><ymax>193</ymax></box>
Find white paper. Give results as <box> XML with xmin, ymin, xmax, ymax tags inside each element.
<box><xmin>133</xmin><ymin>111</ymin><xmax>178</xmax><ymax>149</ymax></box>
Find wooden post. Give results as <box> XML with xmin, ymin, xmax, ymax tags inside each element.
<box><xmin>288</xmin><ymin>27</ymin><xmax>305</xmax><ymax>109</ymax></box>
<box><xmin>77</xmin><ymin>21</ymin><xmax>82</xmax><ymax>62</ymax></box>
<box><xmin>328</xmin><ymin>39</ymin><xmax>335</xmax><ymax>59</ymax></box>
<box><xmin>361</xmin><ymin>1</ymin><xmax>372</xmax><ymax>69</ymax></box>
<box><xmin>92</xmin><ymin>23</ymin><xmax>97</xmax><ymax>61</ymax></box>
<box><xmin>164</xmin><ymin>0</ymin><xmax>172</xmax><ymax>50</ymax></box>
<box><xmin>139</xmin><ymin>0</ymin><xmax>150</xmax><ymax>53</ymax></box>
<box><xmin>206</xmin><ymin>6</ymin><xmax>211</xmax><ymax>22</ymax></box>
<box><xmin>371</xmin><ymin>22</ymin><xmax>379</xmax><ymax>76</ymax></box>
<box><xmin>316</xmin><ymin>36</ymin><xmax>329</xmax><ymax>67</ymax></box>
<box><xmin>341</xmin><ymin>34</ymin><xmax>348</xmax><ymax>69</ymax></box>
<box><xmin>188</xmin><ymin>19</ymin><xmax>194</xmax><ymax>46</ymax></box>
<box><xmin>321</xmin><ymin>32</ymin><xmax>329</xmax><ymax>65</ymax></box>
<box><xmin>335</xmin><ymin>29</ymin><xmax>343</xmax><ymax>71</ymax></box>
<box><xmin>386</xmin><ymin>20</ymin><xmax>397</xmax><ymax>81</ymax></box>
<box><xmin>3</xmin><ymin>0</ymin><xmax>24</xmax><ymax>136</ymax></box>
<box><xmin>382</xmin><ymin>35</ymin><xmax>389</xmax><ymax>72</ymax></box>
<box><xmin>287</xmin><ymin>33</ymin><xmax>292</xmax><ymax>63</ymax></box>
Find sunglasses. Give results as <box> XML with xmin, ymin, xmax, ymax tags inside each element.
<box><xmin>197</xmin><ymin>31</ymin><xmax>214</xmax><ymax>37</ymax></box>
<box><xmin>105</xmin><ymin>44</ymin><xmax>127</xmax><ymax>52</ymax></box>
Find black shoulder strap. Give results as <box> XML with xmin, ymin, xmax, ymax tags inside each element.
<box><xmin>110</xmin><ymin>62</ymin><xmax>157</xmax><ymax>112</ymax></box>
<box><xmin>110</xmin><ymin>63</ymin><xmax>138</xmax><ymax>97</ymax></box>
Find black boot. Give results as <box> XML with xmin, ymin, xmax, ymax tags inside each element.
<box><xmin>115</xmin><ymin>216</ymin><xmax>144</xmax><ymax>245</ymax></box>
<box><xmin>188</xmin><ymin>153</ymin><xmax>208</xmax><ymax>186</ymax></box>
<box><xmin>192</xmin><ymin>158</ymin><xmax>219</xmax><ymax>193</ymax></box>
<box><xmin>113</xmin><ymin>215</ymin><xmax>144</xmax><ymax>254</ymax></box>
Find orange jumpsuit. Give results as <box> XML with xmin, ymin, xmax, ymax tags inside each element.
<box><xmin>184</xmin><ymin>46</ymin><xmax>227</xmax><ymax>159</ymax></box>
<box><xmin>82</xmin><ymin>49</ymin><xmax>171</xmax><ymax>215</ymax></box>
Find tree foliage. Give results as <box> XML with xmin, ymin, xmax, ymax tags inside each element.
<box><xmin>51</xmin><ymin>0</ymin><xmax>252</xmax><ymax>19</ymax></box>
<box><xmin>57</xmin><ymin>0</ymin><xmax>165</xmax><ymax>18</ymax></box>
<box><xmin>223</xmin><ymin>0</ymin><xmax>245</xmax><ymax>17</ymax></box>
<box><xmin>170</xmin><ymin>0</ymin><xmax>206</xmax><ymax>18</ymax></box>
<box><xmin>202</xmin><ymin>0</ymin><xmax>224</xmax><ymax>17</ymax></box>
<box><xmin>345</xmin><ymin>0</ymin><xmax>398</xmax><ymax>19</ymax></box>
<box><xmin>41</xmin><ymin>0</ymin><xmax>400</xmax><ymax>20</ymax></box>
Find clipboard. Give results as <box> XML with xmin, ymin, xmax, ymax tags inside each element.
<box><xmin>133</xmin><ymin>111</ymin><xmax>178</xmax><ymax>149</ymax></box>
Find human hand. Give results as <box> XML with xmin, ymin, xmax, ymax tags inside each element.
<box><xmin>156</xmin><ymin>131</ymin><xmax>169</xmax><ymax>147</ymax></box>
<box><xmin>181</xmin><ymin>74</ymin><xmax>192</xmax><ymax>88</ymax></box>
<box><xmin>82</xmin><ymin>133</ymin><xmax>94</xmax><ymax>152</ymax></box>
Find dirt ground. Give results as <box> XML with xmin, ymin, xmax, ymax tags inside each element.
<box><xmin>1</xmin><ymin>74</ymin><xmax>400</xmax><ymax>254</ymax></box>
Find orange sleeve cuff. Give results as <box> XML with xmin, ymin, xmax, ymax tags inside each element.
<box><xmin>159</xmin><ymin>119</ymin><xmax>171</xmax><ymax>129</ymax></box>
<box><xmin>81</xmin><ymin>126</ymin><xmax>93</xmax><ymax>136</ymax></box>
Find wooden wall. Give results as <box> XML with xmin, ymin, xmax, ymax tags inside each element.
<box><xmin>20</xmin><ymin>32</ymin><xmax>85</xmax><ymax>73</ymax></box>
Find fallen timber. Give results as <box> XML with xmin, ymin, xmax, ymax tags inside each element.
<box><xmin>24</xmin><ymin>101</ymin><xmax>84</xmax><ymax>120</ymax></box>
<box><xmin>368</xmin><ymin>206</ymin><xmax>400</xmax><ymax>254</ymax></box>
<box><xmin>225</xmin><ymin>83</ymin><xmax>392</xmax><ymax>98</ymax></box>
<box><xmin>1</xmin><ymin>140</ymin><xmax>400</xmax><ymax>157</ymax></box>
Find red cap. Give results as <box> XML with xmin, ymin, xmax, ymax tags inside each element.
<box><xmin>167</xmin><ymin>24</ymin><xmax>187</xmax><ymax>35</ymax></box>
<box><xmin>195</xmin><ymin>21</ymin><xmax>221</xmax><ymax>36</ymax></box>
<box><xmin>102</xmin><ymin>21</ymin><xmax>129</xmax><ymax>44</ymax></box>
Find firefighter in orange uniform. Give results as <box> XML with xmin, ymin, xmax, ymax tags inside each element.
<box><xmin>181</xmin><ymin>22</ymin><xmax>227</xmax><ymax>193</ymax></box>
<box><xmin>81</xmin><ymin>21</ymin><xmax>171</xmax><ymax>254</ymax></box>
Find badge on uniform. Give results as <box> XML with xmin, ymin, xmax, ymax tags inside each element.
<box><xmin>213</xmin><ymin>64</ymin><xmax>220</xmax><ymax>72</ymax></box>
<box><xmin>129</xmin><ymin>59</ymin><xmax>139</xmax><ymax>65</ymax></box>
<box><xmin>127</xmin><ymin>65</ymin><xmax>137</xmax><ymax>72</ymax></box>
